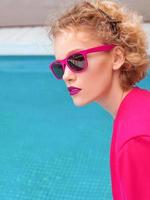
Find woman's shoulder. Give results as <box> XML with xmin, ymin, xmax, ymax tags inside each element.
<box><xmin>123</xmin><ymin>86</ymin><xmax>150</xmax><ymax>111</ymax></box>
<box><xmin>134</xmin><ymin>86</ymin><xmax>150</xmax><ymax>100</ymax></box>
<box><xmin>117</xmin><ymin>86</ymin><xmax>150</xmax><ymax>122</ymax></box>
<box><xmin>115</xmin><ymin>86</ymin><xmax>150</xmax><ymax>121</ymax></box>
<box><xmin>113</xmin><ymin>86</ymin><xmax>150</xmax><ymax>152</ymax></box>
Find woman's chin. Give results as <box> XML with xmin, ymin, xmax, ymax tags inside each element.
<box><xmin>72</xmin><ymin>98</ymin><xmax>93</xmax><ymax>107</ymax></box>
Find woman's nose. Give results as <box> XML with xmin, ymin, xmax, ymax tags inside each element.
<box><xmin>62</xmin><ymin>65</ymin><xmax>76</xmax><ymax>82</ymax></box>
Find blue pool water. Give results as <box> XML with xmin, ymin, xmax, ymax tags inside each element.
<box><xmin>0</xmin><ymin>56</ymin><xmax>149</xmax><ymax>200</ymax></box>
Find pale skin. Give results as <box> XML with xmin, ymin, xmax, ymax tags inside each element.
<box><xmin>53</xmin><ymin>29</ymin><xmax>133</xmax><ymax>120</ymax></box>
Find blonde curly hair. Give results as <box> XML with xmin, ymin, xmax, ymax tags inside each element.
<box><xmin>48</xmin><ymin>0</ymin><xmax>150</xmax><ymax>91</ymax></box>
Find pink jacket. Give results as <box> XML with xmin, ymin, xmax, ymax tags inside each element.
<box><xmin>110</xmin><ymin>86</ymin><xmax>150</xmax><ymax>200</ymax></box>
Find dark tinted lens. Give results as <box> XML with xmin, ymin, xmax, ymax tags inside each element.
<box><xmin>52</xmin><ymin>62</ymin><xmax>64</xmax><ymax>79</ymax></box>
<box><xmin>67</xmin><ymin>53</ymin><xmax>85</xmax><ymax>71</ymax></box>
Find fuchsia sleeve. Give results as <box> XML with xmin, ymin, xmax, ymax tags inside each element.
<box><xmin>118</xmin><ymin>136</ymin><xmax>150</xmax><ymax>200</ymax></box>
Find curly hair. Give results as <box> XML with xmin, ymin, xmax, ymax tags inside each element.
<box><xmin>48</xmin><ymin>0</ymin><xmax>150</xmax><ymax>91</ymax></box>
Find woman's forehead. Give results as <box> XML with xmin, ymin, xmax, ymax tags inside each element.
<box><xmin>54</xmin><ymin>29</ymin><xmax>99</xmax><ymax>44</ymax></box>
<box><xmin>53</xmin><ymin>30</ymin><xmax>102</xmax><ymax>59</ymax></box>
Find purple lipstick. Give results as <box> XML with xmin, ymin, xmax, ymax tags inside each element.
<box><xmin>68</xmin><ymin>86</ymin><xmax>82</xmax><ymax>96</ymax></box>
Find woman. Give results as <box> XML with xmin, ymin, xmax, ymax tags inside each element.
<box><xmin>48</xmin><ymin>0</ymin><xmax>150</xmax><ymax>199</ymax></box>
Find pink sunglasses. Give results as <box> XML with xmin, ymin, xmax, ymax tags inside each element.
<box><xmin>49</xmin><ymin>44</ymin><xmax>116</xmax><ymax>79</ymax></box>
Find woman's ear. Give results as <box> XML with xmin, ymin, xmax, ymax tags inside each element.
<box><xmin>111</xmin><ymin>46</ymin><xmax>125</xmax><ymax>70</ymax></box>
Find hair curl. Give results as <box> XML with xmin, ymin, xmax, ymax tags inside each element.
<box><xmin>48</xmin><ymin>0</ymin><xmax>150</xmax><ymax>91</ymax></box>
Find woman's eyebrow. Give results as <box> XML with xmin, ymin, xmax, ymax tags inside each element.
<box><xmin>56</xmin><ymin>48</ymin><xmax>82</xmax><ymax>60</ymax></box>
<box><xmin>66</xmin><ymin>48</ymin><xmax>82</xmax><ymax>56</ymax></box>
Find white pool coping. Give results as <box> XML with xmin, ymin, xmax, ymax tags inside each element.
<box><xmin>0</xmin><ymin>26</ymin><xmax>53</xmax><ymax>56</ymax></box>
<box><xmin>0</xmin><ymin>24</ymin><xmax>150</xmax><ymax>56</ymax></box>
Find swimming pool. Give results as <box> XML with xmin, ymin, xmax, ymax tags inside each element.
<box><xmin>0</xmin><ymin>56</ymin><xmax>149</xmax><ymax>200</ymax></box>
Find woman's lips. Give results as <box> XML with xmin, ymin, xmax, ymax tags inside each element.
<box><xmin>67</xmin><ymin>87</ymin><xmax>82</xmax><ymax>96</ymax></box>
<box><xmin>69</xmin><ymin>89</ymin><xmax>81</xmax><ymax>96</ymax></box>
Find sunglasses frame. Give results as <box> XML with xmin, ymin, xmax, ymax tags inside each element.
<box><xmin>49</xmin><ymin>44</ymin><xmax>116</xmax><ymax>80</ymax></box>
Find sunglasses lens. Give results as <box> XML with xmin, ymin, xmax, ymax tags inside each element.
<box><xmin>51</xmin><ymin>62</ymin><xmax>64</xmax><ymax>79</ymax></box>
<box><xmin>51</xmin><ymin>54</ymin><xmax>86</xmax><ymax>79</ymax></box>
<box><xmin>67</xmin><ymin>53</ymin><xmax>85</xmax><ymax>71</ymax></box>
